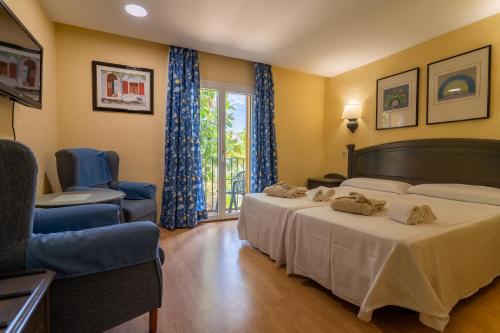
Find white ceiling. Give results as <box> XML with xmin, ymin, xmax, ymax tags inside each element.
<box><xmin>40</xmin><ymin>0</ymin><xmax>500</xmax><ymax>77</ymax></box>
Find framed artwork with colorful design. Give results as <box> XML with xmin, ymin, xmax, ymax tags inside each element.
<box><xmin>92</xmin><ymin>61</ymin><xmax>154</xmax><ymax>114</ymax></box>
<box><xmin>427</xmin><ymin>45</ymin><xmax>491</xmax><ymax>124</ymax></box>
<box><xmin>376</xmin><ymin>67</ymin><xmax>419</xmax><ymax>130</ymax></box>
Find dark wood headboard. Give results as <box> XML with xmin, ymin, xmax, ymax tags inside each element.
<box><xmin>347</xmin><ymin>139</ymin><xmax>500</xmax><ymax>188</ymax></box>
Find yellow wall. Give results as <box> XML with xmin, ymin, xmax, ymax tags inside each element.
<box><xmin>325</xmin><ymin>13</ymin><xmax>500</xmax><ymax>176</ymax></box>
<box><xmin>55</xmin><ymin>23</ymin><xmax>322</xmax><ymax>208</ymax></box>
<box><xmin>54</xmin><ymin>24</ymin><xmax>256</xmax><ymax>204</ymax></box>
<box><xmin>274</xmin><ymin>67</ymin><xmax>327</xmax><ymax>185</ymax></box>
<box><xmin>55</xmin><ymin>24</ymin><xmax>168</xmax><ymax>201</ymax></box>
<box><xmin>4</xmin><ymin>3</ymin><xmax>497</xmax><ymax>197</ymax></box>
<box><xmin>0</xmin><ymin>0</ymin><xmax>58</xmax><ymax>194</ymax></box>
<box><xmin>199</xmin><ymin>52</ymin><xmax>254</xmax><ymax>87</ymax></box>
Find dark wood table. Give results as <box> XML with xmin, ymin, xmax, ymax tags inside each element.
<box><xmin>0</xmin><ymin>269</ymin><xmax>55</xmax><ymax>333</ymax></box>
<box><xmin>35</xmin><ymin>189</ymin><xmax>125</xmax><ymax>208</ymax></box>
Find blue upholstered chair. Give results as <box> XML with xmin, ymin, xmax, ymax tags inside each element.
<box><xmin>55</xmin><ymin>148</ymin><xmax>157</xmax><ymax>223</ymax></box>
<box><xmin>0</xmin><ymin>139</ymin><xmax>163</xmax><ymax>333</ymax></box>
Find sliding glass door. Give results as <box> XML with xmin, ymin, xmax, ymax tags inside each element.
<box><xmin>200</xmin><ymin>81</ymin><xmax>252</xmax><ymax>220</ymax></box>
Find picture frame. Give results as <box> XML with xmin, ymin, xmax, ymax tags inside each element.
<box><xmin>426</xmin><ymin>45</ymin><xmax>491</xmax><ymax>125</ymax></box>
<box><xmin>376</xmin><ymin>67</ymin><xmax>419</xmax><ymax>130</ymax></box>
<box><xmin>92</xmin><ymin>61</ymin><xmax>154</xmax><ymax>114</ymax></box>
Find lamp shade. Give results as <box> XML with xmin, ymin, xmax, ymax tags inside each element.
<box><xmin>342</xmin><ymin>104</ymin><xmax>361</xmax><ymax>119</ymax></box>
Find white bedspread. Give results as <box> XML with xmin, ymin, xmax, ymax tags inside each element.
<box><xmin>237</xmin><ymin>192</ymin><xmax>330</xmax><ymax>265</ymax></box>
<box><xmin>286</xmin><ymin>193</ymin><xmax>500</xmax><ymax>331</ymax></box>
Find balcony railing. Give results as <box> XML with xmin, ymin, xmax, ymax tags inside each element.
<box><xmin>202</xmin><ymin>157</ymin><xmax>246</xmax><ymax>215</ymax></box>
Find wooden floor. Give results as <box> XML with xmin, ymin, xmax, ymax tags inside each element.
<box><xmin>108</xmin><ymin>221</ymin><xmax>500</xmax><ymax>333</ymax></box>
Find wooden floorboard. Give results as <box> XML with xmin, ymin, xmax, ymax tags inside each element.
<box><xmin>107</xmin><ymin>221</ymin><xmax>500</xmax><ymax>333</ymax></box>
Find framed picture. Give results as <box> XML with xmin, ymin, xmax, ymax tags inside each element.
<box><xmin>427</xmin><ymin>45</ymin><xmax>491</xmax><ymax>125</ymax></box>
<box><xmin>92</xmin><ymin>61</ymin><xmax>154</xmax><ymax>114</ymax></box>
<box><xmin>376</xmin><ymin>67</ymin><xmax>419</xmax><ymax>130</ymax></box>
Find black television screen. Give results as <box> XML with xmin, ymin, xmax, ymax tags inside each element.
<box><xmin>0</xmin><ymin>0</ymin><xmax>43</xmax><ymax>109</ymax></box>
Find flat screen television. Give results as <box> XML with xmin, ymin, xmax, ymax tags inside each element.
<box><xmin>0</xmin><ymin>0</ymin><xmax>43</xmax><ymax>109</ymax></box>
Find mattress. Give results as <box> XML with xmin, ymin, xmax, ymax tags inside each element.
<box><xmin>285</xmin><ymin>193</ymin><xmax>500</xmax><ymax>331</ymax></box>
<box><xmin>237</xmin><ymin>192</ymin><xmax>331</xmax><ymax>265</ymax></box>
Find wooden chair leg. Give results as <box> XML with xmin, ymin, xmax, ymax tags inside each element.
<box><xmin>149</xmin><ymin>308</ymin><xmax>158</xmax><ymax>333</ymax></box>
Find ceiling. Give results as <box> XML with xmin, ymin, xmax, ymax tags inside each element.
<box><xmin>40</xmin><ymin>0</ymin><xmax>500</xmax><ymax>77</ymax></box>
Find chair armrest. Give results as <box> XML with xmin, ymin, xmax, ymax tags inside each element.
<box><xmin>111</xmin><ymin>181</ymin><xmax>156</xmax><ymax>200</ymax></box>
<box><xmin>66</xmin><ymin>185</ymin><xmax>93</xmax><ymax>192</ymax></box>
<box><xmin>33</xmin><ymin>204</ymin><xmax>121</xmax><ymax>234</ymax></box>
<box><xmin>158</xmin><ymin>246</ymin><xmax>165</xmax><ymax>265</ymax></box>
<box><xmin>27</xmin><ymin>222</ymin><xmax>160</xmax><ymax>278</ymax></box>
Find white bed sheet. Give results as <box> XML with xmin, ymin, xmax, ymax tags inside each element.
<box><xmin>286</xmin><ymin>193</ymin><xmax>500</xmax><ymax>331</ymax></box>
<box><xmin>237</xmin><ymin>192</ymin><xmax>331</xmax><ymax>265</ymax></box>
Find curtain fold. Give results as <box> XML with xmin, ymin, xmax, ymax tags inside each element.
<box><xmin>161</xmin><ymin>46</ymin><xmax>207</xmax><ymax>230</ymax></box>
<box><xmin>251</xmin><ymin>63</ymin><xmax>278</xmax><ymax>192</ymax></box>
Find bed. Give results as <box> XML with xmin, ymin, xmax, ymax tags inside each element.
<box><xmin>237</xmin><ymin>193</ymin><xmax>331</xmax><ymax>265</ymax></box>
<box><xmin>285</xmin><ymin>139</ymin><xmax>500</xmax><ymax>331</ymax></box>
<box><xmin>285</xmin><ymin>186</ymin><xmax>401</xmax><ymax>287</ymax></box>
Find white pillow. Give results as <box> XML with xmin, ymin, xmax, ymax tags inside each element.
<box><xmin>408</xmin><ymin>183</ymin><xmax>500</xmax><ymax>206</ymax></box>
<box><xmin>340</xmin><ymin>177</ymin><xmax>411</xmax><ymax>194</ymax></box>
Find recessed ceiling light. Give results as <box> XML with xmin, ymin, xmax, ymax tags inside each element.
<box><xmin>125</xmin><ymin>4</ymin><xmax>148</xmax><ymax>17</ymax></box>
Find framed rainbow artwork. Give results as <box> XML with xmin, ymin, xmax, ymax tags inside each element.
<box><xmin>427</xmin><ymin>45</ymin><xmax>491</xmax><ymax>124</ymax></box>
<box><xmin>376</xmin><ymin>67</ymin><xmax>419</xmax><ymax>130</ymax></box>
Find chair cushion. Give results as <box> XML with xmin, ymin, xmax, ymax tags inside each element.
<box><xmin>27</xmin><ymin>222</ymin><xmax>160</xmax><ymax>278</ymax></box>
<box><xmin>111</xmin><ymin>181</ymin><xmax>156</xmax><ymax>200</ymax></box>
<box><xmin>122</xmin><ymin>199</ymin><xmax>156</xmax><ymax>222</ymax></box>
<box><xmin>33</xmin><ymin>204</ymin><xmax>121</xmax><ymax>234</ymax></box>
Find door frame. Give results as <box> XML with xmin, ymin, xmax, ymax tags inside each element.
<box><xmin>201</xmin><ymin>80</ymin><xmax>253</xmax><ymax>220</ymax></box>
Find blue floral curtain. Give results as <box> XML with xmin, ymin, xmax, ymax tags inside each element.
<box><xmin>251</xmin><ymin>63</ymin><xmax>278</xmax><ymax>192</ymax></box>
<box><xmin>161</xmin><ymin>46</ymin><xmax>207</xmax><ymax>230</ymax></box>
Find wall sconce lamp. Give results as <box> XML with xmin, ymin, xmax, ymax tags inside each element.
<box><xmin>342</xmin><ymin>104</ymin><xmax>361</xmax><ymax>133</ymax></box>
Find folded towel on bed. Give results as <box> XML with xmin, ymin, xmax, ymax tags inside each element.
<box><xmin>306</xmin><ymin>186</ymin><xmax>336</xmax><ymax>202</ymax></box>
<box><xmin>264</xmin><ymin>182</ymin><xmax>307</xmax><ymax>198</ymax></box>
<box><xmin>331</xmin><ymin>192</ymin><xmax>386</xmax><ymax>216</ymax></box>
<box><xmin>388</xmin><ymin>199</ymin><xmax>436</xmax><ymax>225</ymax></box>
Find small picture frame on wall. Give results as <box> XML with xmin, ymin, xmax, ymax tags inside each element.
<box><xmin>427</xmin><ymin>45</ymin><xmax>491</xmax><ymax>125</ymax></box>
<box><xmin>376</xmin><ymin>68</ymin><xmax>419</xmax><ymax>130</ymax></box>
<box><xmin>92</xmin><ymin>61</ymin><xmax>154</xmax><ymax>114</ymax></box>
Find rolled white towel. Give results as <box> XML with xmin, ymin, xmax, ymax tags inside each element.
<box><xmin>388</xmin><ymin>199</ymin><xmax>436</xmax><ymax>225</ymax></box>
<box><xmin>306</xmin><ymin>186</ymin><xmax>336</xmax><ymax>202</ymax></box>
<box><xmin>306</xmin><ymin>188</ymin><xmax>323</xmax><ymax>201</ymax></box>
<box><xmin>318</xmin><ymin>186</ymin><xmax>336</xmax><ymax>202</ymax></box>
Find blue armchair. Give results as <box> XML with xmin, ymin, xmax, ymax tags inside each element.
<box><xmin>0</xmin><ymin>140</ymin><xmax>163</xmax><ymax>333</ymax></box>
<box><xmin>55</xmin><ymin>148</ymin><xmax>157</xmax><ymax>223</ymax></box>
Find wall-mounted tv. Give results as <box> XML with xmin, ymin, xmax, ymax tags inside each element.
<box><xmin>0</xmin><ymin>0</ymin><xmax>43</xmax><ymax>109</ymax></box>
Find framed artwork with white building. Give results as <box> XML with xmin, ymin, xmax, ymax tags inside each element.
<box><xmin>92</xmin><ymin>61</ymin><xmax>153</xmax><ymax>114</ymax></box>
